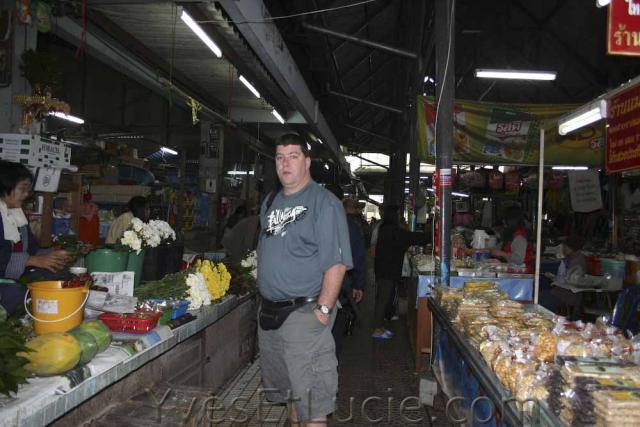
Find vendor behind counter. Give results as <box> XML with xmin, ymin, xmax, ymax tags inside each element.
<box><xmin>488</xmin><ymin>206</ymin><xmax>534</xmax><ymax>273</ymax></box>
<box><xmin>0</xmin><ymin>161</ymin><xmax>70</xmax><ymax>281</ymax></box>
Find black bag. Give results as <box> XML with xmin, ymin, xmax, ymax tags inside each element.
<box><xmin>259</xmin><ymin>303</ymin><xmax>305</xmax><ymax>330</ymax></box>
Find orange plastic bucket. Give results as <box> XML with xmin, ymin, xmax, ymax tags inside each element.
<box><xmin>24</xmin><ymin>281</ymin><xmax>89</xmax><ymax>335</ymax></box>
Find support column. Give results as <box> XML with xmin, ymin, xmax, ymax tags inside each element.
<box><xmin>435</xmin><ymin>0</ymin><xmax>455</xmax><ymax>285</ymax></box>
<box><xmin>0</xmin><ymin>4</ymin><xmax>38</xmax><ymax>132</ymax></box>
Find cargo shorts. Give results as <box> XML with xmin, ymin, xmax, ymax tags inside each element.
<box><xmin>258</xmin><ymin>302</ymin><xmax>338</xmax><ymax>421</ymax></box>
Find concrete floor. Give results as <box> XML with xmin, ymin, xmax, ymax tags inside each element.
<box><xmin>329</xmin><ymin>279</ymin><xmax>451</xmax><ymax>427</ymax></box>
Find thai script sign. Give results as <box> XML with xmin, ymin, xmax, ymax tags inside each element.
<box><xmin>416</xmin><ymin>97</ymin><xmax>605</xmax><ymax>166</ymax></box>
<box><xmin>608</xmin><ymin>0</ymin><xmax>640</xmax><ymax>56</ymax></box>
<box><xmin>607</xmin><ymin>82</ymin><xmax>640</xmax><ymax>173</ymax></box>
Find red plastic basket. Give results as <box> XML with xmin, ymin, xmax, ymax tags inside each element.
<box><xmin>99</xmin><ymin>310</ymin><xmax>162</xmax><ymax>334</ymax></box>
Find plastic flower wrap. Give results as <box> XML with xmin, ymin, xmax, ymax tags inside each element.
<box><xmin>195</xmin><ymin>259</ymin><xmax>231</xmax><ymax>301</ymax></box>
<box><xmin>186</xmin><ymin>272</ymin><xmax>211</xmax><ymax>309</ymax></box>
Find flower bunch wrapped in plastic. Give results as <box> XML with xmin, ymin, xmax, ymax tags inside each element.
<box><xmin>240</xmin><ymin>250</ymin><xmax>258</xmax><ymax>279</ymax></box>
<box><xmin>149</xmin><ymin>220</ymin><xmax>176</xmax><ymax>241</ymax></box>
<box><xmin>185</xmin><ymin>272</ymin><xmax>212</xmax><ymax>309</ymax></box>
<box><xmin>121</xmin><ymin>230</ymin><xmax>142</xmax><ymax>253</ymax></box>
<box><xmin>195</xmin><ymin>259</ymin><xmax>231</xmax><ymax>301</ymax></box>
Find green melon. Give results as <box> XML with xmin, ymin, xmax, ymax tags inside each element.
<box><xmin>73</xmin><ymin>320</ymin><xmax>111</xmax><ymax>353</ymax></box>
<box><xmin>68</xmin><ymin>330</ymin><xmax>98</xmax><ymax>365</ymax></box>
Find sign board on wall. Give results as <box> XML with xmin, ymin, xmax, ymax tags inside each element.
<box><xmin>416</xmin><ymin>97</ymin><xmax>605</xmax><ymax>166</ymax></box>
<box><xmin>608</xmin><ymin>0</ymin><xmax>640</xmax><ymax>56</ymax></box>
<box><xmin>606</xmin><ymin>83</ymin><xmax>640</xmax><ymax>173</ymax></box>
<box><xmin>568</xmin><ymin>170</ymin><xmax>603</xmax><ymax>213</ymax></box>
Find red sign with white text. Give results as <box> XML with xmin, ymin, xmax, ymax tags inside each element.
<box><xmin>608</xmin><ymin>0</ymin><xmax>640</xmax><ymax>56</ymax></box>
<box><xmin>606</xmin><ymin>83</ymin><xmax>640</xmax><ymax>173</ymax></box>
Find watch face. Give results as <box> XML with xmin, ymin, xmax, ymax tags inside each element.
<box><xmin>320</xmin><ymin>305</ymin><xmax>329</xmax><ymax>314</ymax></box>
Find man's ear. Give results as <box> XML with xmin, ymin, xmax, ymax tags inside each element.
<box><xmin>305</xmin><ymin>157</ymin><xmax>311</xmax><ymax>170</ymax></box>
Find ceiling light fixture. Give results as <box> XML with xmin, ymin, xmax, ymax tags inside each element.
<box><xmin>306</xmin><ymin>142</ymin><xmax>312</xmax><ymax>151</ymax></box>
<box><xmin>596</xmin><ymin>0</ymin><xmax>610</xmax><ymax>7</ymax></box>
<box><xmin>50</xmin><ymin>112</ymin><xmax>84</xmax><ymax>124</ymax></box>
<box><xmin>324</xmin><ymin>164</ymin><xmax>330</xmax><ymax>170</ymax></box>
<box><xmin>452</xmin><ymin>192</ymin><xmax>470</xmax><ymax>198</ymax></box>
<box><xmin>475</xmin><ymin>69</ymin><xmax>557</xmax><ymax>81</ymax></box>
<box><xmin>180</xmin><ymin>9</ymin><xmax>222</xmax><ymax>58</ymax></box>
<box><xmin>318</xmin><ymin>138</ymin><xmax>324</xmax><ymax>144</ymax></box>
<box><xmin>551</xmin><ymin>166</ymin><xmax>589</xmax><ymax>171</ymax></box>
<box><xmin>238</xmin><ymin>75</ymin><xmax>260</xmax><ymax>98</ymax></box>
<box><xmin>227</xmin><ymin>170</ymin><xmax>254</xmax><ymax>175</ymax></box>
<box><xmin>161</xmin><ymin>146</ymin><xmax>178</xmax><ymax>155</ymax></box>
<box><xmin>271</xmin><ymin>109</ymin><xmax>285</xmax><ymax>124</ymax></box>
<box><xmin>558</xmin><ymin>99</ymin><xmax>607</xmax><ymax>135</ymax></box>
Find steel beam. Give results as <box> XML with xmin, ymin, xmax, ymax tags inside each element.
<box><xmin>303</xmin><ymin>23</ymin><xmax>417</xmax><ymax>59</ymax></box>
<box><xmin>217</xmin><ymin>0</ymin><xmax>353</xmax><ymax>178</ymax></box>
<box><xmin>351</xmin><ymin>153</ymin><xmax>389</xmax><ymax>170</ymax></box>
<box><xmin>229</xmin><ymin>108</ymin><xmax>306</xmax><ymax>124</ymax></box>
<box><xmin>328</xmin><ymin>88</ymin><xmax>403</xmax><ymax>114</ymax></box>
<box><xmin>331</xmin><ymin>1</ymin><xmax>394</xmax><ymax>55</ymax></box>
<box><xmin>344</xmin><ymin>124</ymin><xmax>395</xmax><ymax>143</ymax></box>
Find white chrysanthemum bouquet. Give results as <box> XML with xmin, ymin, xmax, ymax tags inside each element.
<box><xmin>119</xmin><ymin>218</ymin><xmax>177</xmax><ymax>254</ymax></box>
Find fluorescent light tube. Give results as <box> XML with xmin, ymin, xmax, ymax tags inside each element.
<box><xmin>452</xmin><ymin>192</ymin><xmax>470</xmax><ymax>198</ymax></box>
<box><xmin>272</xmin><ymin>109</ymin><xmax>285</xmax><ymax>124</ymax></box>
<box><xmin>180</xmin><ymin>10</ymin><xmax>222</xmax><ymax>58</ymax></box>
<box><xmin>475</xmin><ymin>69</ymin><xmax>557</xmax><ymax>81</ymax></box>
<box><xmin>318</xmin><ymin>138</ymin><xmax>323</xmax><ymax>144</ymax></box>
<box><xmin>227</xmin><ymin>170</ymin><xmax>254</xmax><ymax>175</ymax></box>
<box><xmin>161</xmin><ymin>146</ymin><xmax>178</xmax><ymax>155</ymax></box>
<box><xmin>239</xmin><ymin>75</ymin><xmax>260</xmax><ymax>98</ymax></box>
<box><xmin>50</xmin><ymin>112</ymin><xmax>84</xmax><ymax>124</ymax></box>
<box><xmin>552</xmin><ymin>166</ymin><xmax>589</xmax><ymax>170</ymax></box>
<box><xmin>306</xmin><ymin>142</ymin><xmax>312</xmax><ymax>151</ymax></box>
<box><xmin>597</xmin><ymin>0</ymin><xmax>610</xmax><ymax>7</ymax></box>
<box><xmin>558</xmin><ymin>99</ymin><xmax>607</xmax><ymax>135</ymax></box>
<box><xmin>324</xmin><ymin>164</ymin><xmax>330</xmax><ymax>170</ymax></box>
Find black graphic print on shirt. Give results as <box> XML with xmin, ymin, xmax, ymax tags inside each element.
<box><xmin>265</xmin><ymin>206</ymin><xmax>308</xmax><ymax>236</ymax></box>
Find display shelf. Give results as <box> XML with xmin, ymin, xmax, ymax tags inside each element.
<box><xmin>428</xmin><ymin>297</ymin><xmax>563</xmax><ymax>427</ymax></box>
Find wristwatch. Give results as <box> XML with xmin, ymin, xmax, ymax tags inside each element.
<box><xmin>315</xmin><ymin>304</ymin><xmax>332</xmax><ymax>315</ymax></box>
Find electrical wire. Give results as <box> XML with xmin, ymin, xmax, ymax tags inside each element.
<box><xmin>196</xmin><ymin>0</ymin><xmax>378</xmax><ymax>24</ymax></box>
<box><xmin>432</xmin><ymin>0</ymin><xmax>456</xmax><ymax>270</ymax></box>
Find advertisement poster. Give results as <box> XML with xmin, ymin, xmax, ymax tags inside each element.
<box><xmin>606</xmin><ymin>83</ymin><xmax>640</xmax><ymax>173</ymax></box>
<box><xmin>607</xmin><ymin>0</ymin><xmax>640</xmax><ymax>56</ymax></box>
<box><xmin>416</xmin><ymin>96</ymin><xmax>605</xmax><ymax>166</ymax></box>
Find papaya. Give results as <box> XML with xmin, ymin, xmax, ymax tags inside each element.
<box><xmin>20</xmin><ymin>333</ymin><xmax>81</xmax><ymax>376</ymax></box>
<box><xmin>68</xmin><ymin>330</ymin><xmax>98</xmax><ymax>365</ymax></box>
<box><xmin>73</xmin><ymin>320</ymin><xmax>111</xmax><ymax>353</ymax></box>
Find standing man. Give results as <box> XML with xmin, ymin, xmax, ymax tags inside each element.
<box><xmin>257</xmin><ymin>134</ymin><xmax>352</xmax><ymax>426</ymax></box>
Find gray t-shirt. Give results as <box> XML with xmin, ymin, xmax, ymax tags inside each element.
<box><xmin>257</xmin><ymin>180</ymin><xmax>353</xmax><ymax>301</ymax></box>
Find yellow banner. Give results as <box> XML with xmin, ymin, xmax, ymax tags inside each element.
<box><xmin>416</xmin><ymin>96</ymin><xmax>605</xmax><ymax>166</ymax></box>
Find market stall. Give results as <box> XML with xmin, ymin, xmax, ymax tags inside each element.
<box><xmin>429</xmin><ymin>280</ymin><xmax>640</xmax><ymax>427</ymax></box>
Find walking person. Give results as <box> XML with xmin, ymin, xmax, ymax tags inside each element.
<box><xmin>257</xmin><ymin>134</ymin><xmax>353</xmax><ymax>426</ymax></box>
<box><xmin>373</xmin><ymin>204</ymin><xmax>428</xmax><ymax>339</ymax></box>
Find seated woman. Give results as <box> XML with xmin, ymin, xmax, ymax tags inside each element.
<box><xmin>105</xmin><ymin>196</ymin><xmax>149</xmax><ymax>244</ymax></box>
<box><xmin>489</xmin><ymin>206</ymin><xmax>534</xmax><ymax>273</ymax></box>
<box><xmin>546</xmin><ymin>235</ymin><xmax>587</xmax><ymax>283</ymax></box>
<box><xmin>0</xmin><ymin>161</ymin><xmax>69</xmax><ymax>280</ymax></box>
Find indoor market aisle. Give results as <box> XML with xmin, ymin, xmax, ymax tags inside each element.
<box><xmin>329</xmin><ymin>270</ymin><xmax>450</xmax><ymax>426</ymax></box>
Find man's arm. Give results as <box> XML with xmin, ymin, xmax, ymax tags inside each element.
<box><xmin>315</xmin><ymin>263</ymin><xmax>347</xmax><ymax>325</ymax></box>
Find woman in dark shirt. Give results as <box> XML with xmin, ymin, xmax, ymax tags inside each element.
<box><xmin>0</xmin><ymin>161</ymin><xmax>69</xmax><ymax>279</ymax></box>
<box><xmin>373</xmin><ymin>204</ymin><xmax>428</xmax><ymax>339</ymax></box>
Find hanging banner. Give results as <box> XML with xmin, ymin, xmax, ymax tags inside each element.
<box><xmin>607</xmin><ymin>0</ymin><xmax>640</xmax><ymax>56</ymax></box>
<box><xmin>568</xmin><ymin>170</ymin><xmax>603</xmax><ymax>213</ymax></box>
<box><xmin>416</xmin><ymin>96</ymin><xmax>605</xmax><ymax>166</ymax></box>
<box><xmin>606</xmin><ymin>83</ymin><xmax>640</xmax><ymax>173</ymax></box>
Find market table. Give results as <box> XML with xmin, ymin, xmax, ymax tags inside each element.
<box><xmin>0</xmin><ymin>293</ymin><xmax>257</xmax><ymax>427</ymax></box>
<box><xmin>429</xmin><ymin>297</ymin><xmax>563</xmax><ymax>427</ymax></box>
<box><xmin>550</xmin><ymin>281</ymin><xmax>618</xmax><ymax>319</ymax></box>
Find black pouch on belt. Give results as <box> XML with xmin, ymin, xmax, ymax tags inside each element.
<box><xmin>259</xmin><ymin>296</ymin><xmax>317</xmax><ymax>330</ymax></box>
